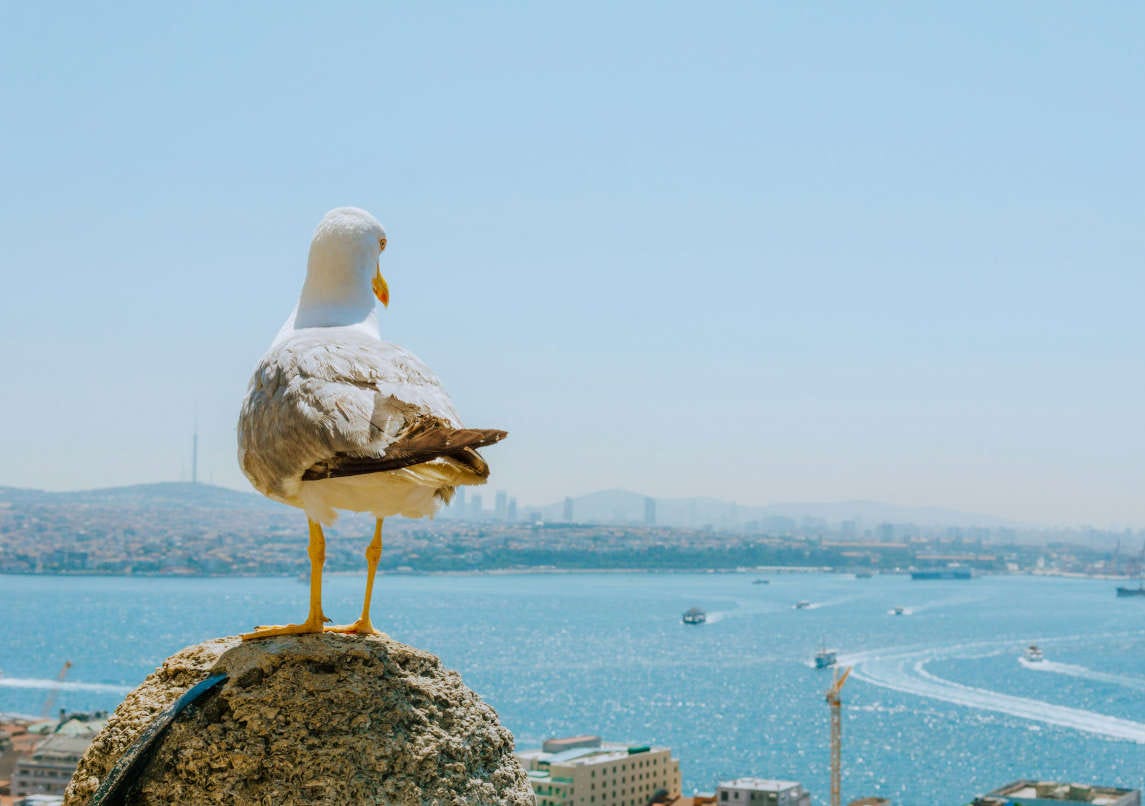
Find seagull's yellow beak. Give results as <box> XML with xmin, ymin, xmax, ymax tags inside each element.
<box><xmin>372</xmin><ymin>265</ymin><xmax>389</xmax><ymax>307</ymax></box>
<box><xmin>373</xmin><ymin>237</ymin><xmax>389</xmax><ymax>307</ymax></box>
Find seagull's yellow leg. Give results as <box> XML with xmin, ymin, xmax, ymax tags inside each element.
<box><xmin>328</xmin><ymin>518</ymin><xmax>383</xmax><ymax>635</ymax></box>
<box><xmin>242</xmin><ymin>519</ymin><xmax>328</xmax><ymax>640</ymax></box>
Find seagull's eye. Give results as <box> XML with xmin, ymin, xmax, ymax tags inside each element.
<box><xmin>379</xmin><ymin>238</ymin><xmax>387</xmax><ymax>252</ymax></box>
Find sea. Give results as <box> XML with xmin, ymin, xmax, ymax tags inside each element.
<box><xmin>1</xmin><ymin>571</ymin><xmax>1142</xmax><ymax>804</ymax></box>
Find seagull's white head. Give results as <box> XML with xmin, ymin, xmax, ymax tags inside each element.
<box><xmin>295</xmin><ymin>207</ymin><xmax>389</xmax><ymax>329</ymax></box>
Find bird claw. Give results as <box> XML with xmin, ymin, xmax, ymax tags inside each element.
<box><xmin>241</xmin><ymin>617</ymin><xmax>327</xmax><ymax>640</ymax></box>
<box><xmin>325</xmin><ymin>618</ymin><xmax>381</xmax><ymax>636</ymax></box>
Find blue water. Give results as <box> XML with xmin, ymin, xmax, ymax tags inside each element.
<box><xmin>1</xmin><ymin>572</ymin><xmax>1142</xmax><ymax>804</ymax></box>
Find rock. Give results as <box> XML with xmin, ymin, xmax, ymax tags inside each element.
<box><xmin>64</xmin><ymin>633</ymin><xmax>533</xmax><ymax>805</ymax></box>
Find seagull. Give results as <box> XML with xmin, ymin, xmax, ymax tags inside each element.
<box><xmin>237</xmin><ymin>207</ymin><xmax>506</xmax><ymax>639</ymax></box>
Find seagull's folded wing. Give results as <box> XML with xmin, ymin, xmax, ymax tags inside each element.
<box><xmin>238</xmin><ymin>331</ymin><xmax>506</xmax><ymax>500</ymax></box>
<box><xmin>302</xmin><ymin>422</ymin><xmax>507</xmax><ymax>480</ymax></box>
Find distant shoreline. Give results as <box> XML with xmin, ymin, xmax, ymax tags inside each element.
<box><xmin>0</xmin><ymin>568</ymin><xmax>1136</xmax><ymax>582</ymax></box>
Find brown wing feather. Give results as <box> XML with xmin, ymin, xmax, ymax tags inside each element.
<box><xmin>301</xmin><ymin>422</ymin><xmax>506</xmax><ymax>481</ymax></box>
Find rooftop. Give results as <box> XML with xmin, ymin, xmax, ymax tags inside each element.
<box><xmin>27</xmin><ymin>734</ymin><xmax>93</xmax><ymax>763</ymax></box>
<box><xmin>984</xmin><ymin>780</ymin><xmax>1139</xmax><ymax>805</ymax></box>
<box><xmin>517</xmin><ymin>739</ymin><xmax>674</xmax><ymax>783</ymax></box>
<box><xmin>720</xmin><ymin>777</ymin><xmax>805</xmax><ymax>793</ymax></box>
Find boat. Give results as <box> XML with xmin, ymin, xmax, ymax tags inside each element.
<box><xmin>891</xmin><ymin>606</ymin><xmax>906</xmax><ymax>616</ymax></box>
<box><xmin>911</xmin><ymin>568</ymin><xmax>973</xmax><ymax>580</ymax></box>
<box><xmin>794</xmin><ymin>600</ymin><xmax>811</xmax><ymax>610</ymax></box>
<box><xmin>682</xmin><ymin>607</ymin><xmax>706</xmax><ymax>625</ymax></box>
<box><xmin>814</xmin><ymin>647</ymin><xmax>837</xmax><ymax>669</ymax></box>
<box><xmin>854</xmin><ymin>571</ymin><xmax>874</xmax><ymax>579</ymax></box>
<box><xmin>752</xmin><ymin>578</ymin><xmax>770</xmax><ymax>585</ymax></box>
<box><xmin>1116</xmin><ymin>544</ymin><xmax>1145</xmax><ymax>596</ymax></box>
<box><xmin>1025</xmin><ymin>644</ymin><xmax>1045</xmax><ymax>663</ymax></box>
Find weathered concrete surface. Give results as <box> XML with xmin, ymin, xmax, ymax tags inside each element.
<box><xmin>64</xmin><ymin>633</ymin><xmax>532</xmax><ymax>805</ymax></box>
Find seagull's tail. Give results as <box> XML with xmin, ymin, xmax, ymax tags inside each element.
<box><xmin>301</xmin><ymin>427</ymin><xmax>507</xmax><ymax>481</ymax></box>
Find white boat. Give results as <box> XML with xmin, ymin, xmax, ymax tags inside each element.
<box><xmin>891</xmin><ymin>606</ymin><xmax>906</xmax><ymax>616</ymax></box>
<box><xmin>682</xmin><ymin>607</ymin><xmax>706</xmax><ymax>625</ymax></box>
<box><xmin>1025</xmin><ymin>644</ymin><xmax>1044</xmax><ymax>663</ymax></box>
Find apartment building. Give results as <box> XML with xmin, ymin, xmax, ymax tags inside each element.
<box><xmin>517</xmin><ymin>735</ymin><xmax>682</xmax><ymax>806</ymax></box>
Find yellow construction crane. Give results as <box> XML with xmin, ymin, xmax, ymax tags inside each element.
<box><xmin>41</xmin><ymin>660</ymin><xmax>73</xmax><ymax>719</ymax></box>
<box><xmin>826</xmin><ymin>665</ymin><xmax>852</xmax><ymax>806</ymax></box>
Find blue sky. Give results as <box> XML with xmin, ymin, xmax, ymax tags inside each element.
<box><xmin>1</xmin><ymin>3</ymin><xmax>1142</xmax><ymax>526</ymax></box>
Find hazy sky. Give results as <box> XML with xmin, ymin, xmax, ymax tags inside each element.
<box><xmin>1</xmin><ymin>3</ymin><xmax>1142</xmax><ymax>527</ymax></box>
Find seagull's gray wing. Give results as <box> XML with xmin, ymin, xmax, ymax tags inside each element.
<box><xmin>238</xmin><ymin>330</ymin><xmax>503</xmax><ymax>502</ymax></box>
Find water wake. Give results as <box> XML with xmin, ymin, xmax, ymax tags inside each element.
<box><xmin>0</xmin><ymin>677</ymin><xmax>132</xmax><ymax>695</ymax></box>
<box><xmin>907</xmin><ymin>594</ymin><xmax>985</xmax><ymax>615</ymax></box>
<box><xmin>1018</xmin><ymin>658</ymin><xmax>1145</xmax><ymax>693</ymax></box>
<box><xmin>842</xmin><ymin>642</ymin><xmax>1145</xmax><ymax>744</ymax></box>
<box><xmin>705</xmin><ymin>600</ymin><xmax>788</xmax><ymax>623</ymax></box>
<box><xmin>803</xmin><ymin>595</ymin><xmax>862</xmax><ymax>610</ymax></box>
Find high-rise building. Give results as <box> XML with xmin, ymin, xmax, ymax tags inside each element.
<box><xmin>495</xmin><ymin>491</ymin><xmax>508</xmax><ymax>520</ymax></box>
<box><xmin>470</xmin><ymin>493</ymin><xmax>483</xmax><ymax>520</ymax></box>
<box><xmin>516</xmin><ymin>736</ymin><xmax>681</xmax><ymax>806</ymax></box>
<box><xmin>644</xmin><ymin>496</ymin><xmax>656</xmax><ymax>526</ymax></box>
<box><xmin>452</xmin><ymin>488</ymin><xmax>466</xmax><ymax>518</ymax></box>
<box><xmin>507</xmin><ymin>497</ymin><xmax>518</xmax><ymax>522</ymax></box>
<box><xmin>563</xmin><ymin>497</ymin><xmax>574</xmax><ymax>522</ymax></box>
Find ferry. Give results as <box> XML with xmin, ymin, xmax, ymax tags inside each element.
<box><xmin>854</xmin><ymin>571</ymin><xmax>874</xmax><ymax>579</ymax></box>
<box><xmin>682</xmin><ymin>607</ymin><xmax>706</xmax><ymax>625</ymax></box>
<box><xmin>1116</xmin><ymin>582</ymin><xmax>1145</xmax><ymax>598</ymax></box>
<box><xmin>794</xmin><ymin>600</ymin><xmax>812</xmax><ymax>610</ymax></box>
<box><xmin>911</xmin><ymin>568</ymin><xmax>973</xmax><ymax>580</ymax></box>
<box><xmin>1025</xmin><ymin>644</ymin><xmax>1045</xmax><ymax>663</ymax></box>
<box><xmin>814</xmin><ymin>647</ymin><xmax>837</xmax><ymax>669</ymax></box>
<box><xmin>891</xmin><ymin>606</ymin><xmax>906</xmax><ymax>616</ymax></box>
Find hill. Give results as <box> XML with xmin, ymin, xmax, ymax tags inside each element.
<box><xmin>0</xmin><ymin>482</ymin><xmax>279</xmax><ymax>511</ymax></box>
<box><xmin>538</xmin><ymin>489</ymin><xmax>1012</xmax><ymax>529</ymax></box>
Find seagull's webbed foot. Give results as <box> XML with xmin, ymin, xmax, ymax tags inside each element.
<box><xmin>242</xmin><ymin>614</ymin><xmax>328</xmax><ymax>640</ymax></box>
<box><xmin>243</xmin><ymin>519</ymin><xmax>331</xmax><ymax>641</ymax></box>
<box><xmin>325</xmin><ymin>617</ymin><xmax>381</xmax><ymax>636</ymax></box>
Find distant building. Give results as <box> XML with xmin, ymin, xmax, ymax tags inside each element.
<box><xmin>563</xmin><ymin>497</ymin><xmax>574</xmax><ymax>522</ymax></box>
<box><xmin>12</xmin><ymin>735</ymin><xmax>92</xmax><ymax>797</ymax></box>
<box><xmin>452</xmin><ymin>487</ymin><xmax>466</xmax><ymax>517</ymax></box>
<box><xmin>469</xmin><ymin>493</ymin><xmax>483</xmax><ymax>520</ymax></box>
<box><xmin>507</xmin><ymin>497</ymin><xmax>518</xmax><ymax>522</ymax></box>
<box><xmin>644</xmin><ymin>496</ymin><xmax>656</xmax><ymax>525</ymax></box>
<box><xmin>716</xmin><ymin>778</ymin><xmax>811</xmax><ymax>806</ymax></box>
<box><xmin>517</xmin><ymin>736</ymin><xmax>681</xmax><ymax>806</ymax></box>
<box><xmin>972</xmin><ymin>780</ymin><xmax>1140</xmax><ymax>806</ymax></box>
<box><xmin>495</xmin><ymin>491</ymin><xmax>508</xmax><ymax>520</ymax></box>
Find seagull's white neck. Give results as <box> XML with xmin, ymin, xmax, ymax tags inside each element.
<box><xmin>276</xmin><ymin>246</ymin><xmax>380</xmax><ymax>343</ymax></box>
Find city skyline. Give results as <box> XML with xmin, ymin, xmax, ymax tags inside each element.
<box><xmin>1</xmin><ymin>5</ymin><xmax>1143</xmax><ymax>527</ymax></box>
